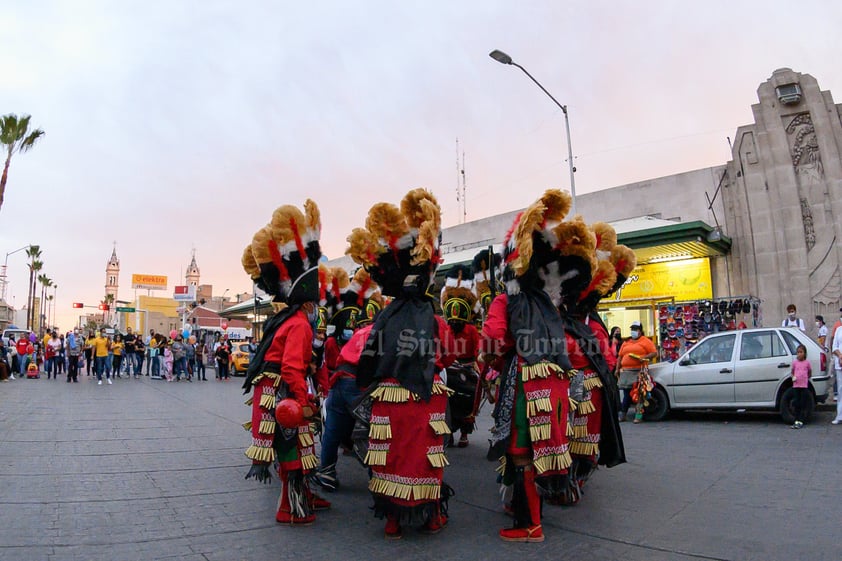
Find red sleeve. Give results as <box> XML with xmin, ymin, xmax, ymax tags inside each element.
<box><xmin>279</xmin><ymin>314</ymin><xmax>313</xmax><ymax>406</ymax></box>
<box><xmin>590</xmin><ymin>321</ymin><xmax>618</xmax><ymax>372</ymax></box>
<box><xmin>338</xmin><ymin>325</ymin><xmax>373</xmax><ymax>367</ymax></box>
<box><xmin>435</xmin><ymin>315</ymin><xmax>457</xmax><ymax>370</ymax></box>
<box><xmin>325</xmin><ymin>337</ymin><xmax>340</xmax><ymax>371</ymax></box>
<box><xmin>481</xmin><ymin>293</ymin><xmax>514</xmax><ymax>356</ymax></box>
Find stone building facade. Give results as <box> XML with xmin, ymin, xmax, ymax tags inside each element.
<box><xmin>722</xmin><ymin>68</ymin><xmax>842</xmax><ymax>326</ymax></box>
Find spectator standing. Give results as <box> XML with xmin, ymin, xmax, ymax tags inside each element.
<box><xmin>146</xmin><ymin>329</ymin><xmax>156</xmax><ymax>376</ymax></box>
<box><xmin>8</xmin><ymin>334</ymin><xmax>17</xmax><ymax>380</ymax></box>
<box><xmin>816</xmin><ymin>316</ymin><xmax>828</xmax><ymax>349</ymax></box>
<box><xmin>615</xmin><ymin>321</ymin><xmax>658</xmax><ymax>423</ymax></box>
<box><xmin>214</xmin><ymin>341</ymin><xmax>230</xmax><ymax>381</ymax></box>
<box><xmin>609</xmin><ymin>326</ymin><xmax>623</xmax><ymax>356</ymax></box>
<box><xmin>112</xmin><ymin>334</ymin><xmax>125</xmax><ymax>379</ymax></box>
<box><xmin>57</xmin><ymin>334</ymin><xmax>66</xmax><ymax>376</ymax></box>
<box><xmin>781</xmin><ymin>304</ymin><xmax>806</xmax><ymax>332</ymax></box>
<box><xmin>15</xmin><ymin>335</ymin><xmax>29</xmax><ymax>377</ymax></box>
<box><xmin>171</xmin><ymin>335</ymin><xmax>187</xmax><ymax>381</ymax></box>
<box><xmin>123</xmin><ymin>327</ymin><xmax>137</xmax><ymax>376</ymax></box>
<box><xmin>84</xmin><ymin>331</ymin><xmax>95</xmax><ymax>376</ymax></box>
<box><xmin>92</xmin><ymin>330</ymin><xmax>112</xmax><ymax>385</ymax></box>
<box><xmin>149</xmin><ymin>332</ymin><xmax>161</xmax><ymax>379</ymax></box>
<box><xmin>66</xmin><ymin>329</ymin><xmax>81</xmax><ymax>383</ymax></box>
<box><xmin>162</xmin><ymin>342</ymin><xmax>174</xmax><ymax>382</ymax></box>
<box><xmin>46</xmin><ymin>332</ymin><xmax>62</xmax><ymax>380</ymax></box>
<box><xmin>789</xmin><ymin>344</ymin><xmax>812</xmax><ymax>429</ymax></box>
<box><xmin>831</xmin><ymin>321</ymin><xmax>842</xmax><ymax>425</ymax></box>
<box><xmin>195</xmin><ymin>339</ymin><xmax>207</xmax><ymax>381</ymax></box>
<box><xmin>185</xmin><ymin>337</ymin><xmax>196</xmax><ymax>381</ymax></box>
<box><xmin>133</xmin><ymin>336</ymin><xmax>145</xmax><ymax>379</ymax></box>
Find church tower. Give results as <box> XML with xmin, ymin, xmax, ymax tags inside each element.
<box><xmin>105</xmin><ymin>244</ymin><xmax>120</xmax><ymax>302</ymax></box>
<box><xmin>186</xmin><ymin>250</ymin><xmax>200</xmax><ymax>289</ymax></box>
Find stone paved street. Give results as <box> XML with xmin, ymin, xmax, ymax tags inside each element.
<box><xmin>1</xmin><ymin>372</ymin><xmax>840</xmax><ymax>561</ymax></box>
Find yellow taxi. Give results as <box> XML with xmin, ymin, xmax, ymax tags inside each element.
<box><xmin>229</xmin><ymin>341</ymin><xmax>252</xmax><ymax>375</ymax></box>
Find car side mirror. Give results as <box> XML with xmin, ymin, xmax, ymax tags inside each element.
<box><xmin>679</xmin><ymin>358</ymin><xmax>691</xmax><ymax>366</ymax></box>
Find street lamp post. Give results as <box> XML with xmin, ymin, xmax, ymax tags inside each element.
<box><xmin>489</xmin><ymin>49</ymin><xmax>577</xmax><ymax>215</ymax></box>
<box><xmin>1</xmin><ymin>244</ymin><xmax>33</xmax><ymax>303</ymax></box>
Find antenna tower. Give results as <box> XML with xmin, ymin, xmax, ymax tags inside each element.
<box><xmin>455</xmin><ymin>138</ymin><xmax>467</xmax><ymax>223</ymax></box>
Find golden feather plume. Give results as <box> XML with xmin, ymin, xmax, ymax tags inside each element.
<box><xmin>410</xmin><ymin>197</ymin><xmax>441</xmax><ymax>266</ymax></box>
<box><xmin>304</xmin><ymin>199</ymin><xmax>321</xmax><ymax>232</ymax></box>
<box><xmin>401</xmin><ymin>188</ymin><xmax>439</xmax><ymax>229</ymax></box>
<box><xmin>539</xmin><ymin>189</ymin><xmax>572</xmax><ymax>223</ymax></box>
<box><xmin>250</xmin><ymin>226</ymin><xmax>274</xmax><ymax>264</ymax></box>
<box><xmin>365</xmin><ymin>203</ymin><xmax>409</xmax><ymax>245</ymax></box>
<box><xmin>330</xmin><ymin>267</ymin><xmax>350</xmax><ymax>291</ymax></box>
<box><xmin>610</xmin><ymin>245</ymin><xmax>637</xmax><ymax>277</ymax></box>
<box><xmin>591</xmin><ymin>222</ymin><xmax>617</xmax><ymax>252</ymax></box>
<box><xmin>269</xmin><ymin>205</ymin><xmax>308</xmax><ymax>246</ymax></box>
<box><xmin>346</xmin><ymin>227</ymin><xmax>384</xmax><ymax>267</ymax></box>
<box><xmin>242</xmin><ymin>245</ymin><xmax>260</xmax><ymax>278</ymax></box>
<box><xmin>510</xmin><ymin>198</ymin><xmax>547</xmax><ymax>276</ymax></box>
<box><xmin>590</xmin><ymin>260</ymin><xmax>617</xmax><ymax>297</ymax></box>
<box><xmin>552</xmin><ymin>219</ymin><xmax>597</xmax><ymax>275</ymax></box>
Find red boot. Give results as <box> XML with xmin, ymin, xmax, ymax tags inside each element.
<box><xmin>499</xmin><ymin>465</ymin><xmax>544</xmax><ymax>543</ymax></box>
<box><xmin>276</xmin><ymin>471</ymin><xmax>316</xmax><ymax>525</ymax></box>
<box><xmin>384</xmin><ymin>515</ymin><xmax>402</xmax><ymax>540</ymax></box>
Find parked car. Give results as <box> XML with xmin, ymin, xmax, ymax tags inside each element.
<box><xmin>229</xmin><ymin>341</ymin><xmax>251</xmax><ymax>375</ymax></box>
<box><xmin>645</xmin><ymin>327</ymin><xmax>830</xmax><ymax>423</ymax></box>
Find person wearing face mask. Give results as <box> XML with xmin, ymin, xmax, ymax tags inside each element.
<box><xmin>240</xmin><ymin>199</ymin><xmax>331</xmax><ymax>526</ymax></box>
<box><xmin>440</xmin><ymin>265</ymin><xmax>480</xmax><ymax>448</ymax></box>
<box><xmin>615</xmin><ymin>321</ymin><xmax>657</xmax><ymax>423</ymax></box>
<box><xmin>815</xmin><ymin>316</ymin><xmax>828</xmax><ymax>350</ymax></box>
<box><xmin>781</xmin><ymin>304</ymin><xmax>806</xmax><ymax>332</ymax></box>
<box><xmin>314</xmin><ymin>268</ymin><xmax>385</xmax><ymax>493</ymax></box>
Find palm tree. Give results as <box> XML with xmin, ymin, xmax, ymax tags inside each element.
<box><xmin>104</xmin><ymin>293</ymin><xmax>115</xmax><ymax>327</ymax></box>
<box><xmin>25</xmin><ymin>246</ymin><xmax>41</xmax><ymax>330</ymax></box>
<box><xmin>0</xmin><ymin>114</ymin><xmax>45</xmax><ymax>212</ymax></box>
<box><xmin>39</xmin><ymin>274</ymin><xmax>52</xmax><ymax>335</ymax></box>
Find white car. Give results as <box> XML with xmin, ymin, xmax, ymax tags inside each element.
<box><xmin>645</xmin><ymin>327</ymin><xmax>830</xmax><ymax>423</ymax></box>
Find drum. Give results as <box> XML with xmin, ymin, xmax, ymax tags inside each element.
<box><xmin>446</xmin><ymin>361</ymin><xmax>479</xmax><ymax>433</ymax></box>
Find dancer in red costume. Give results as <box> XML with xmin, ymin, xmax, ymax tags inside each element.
<box><xmin>239</xmin><ymin>199</ymin><xmax>331</xmax><ymax>526</ymax></box>
<box><xmin>347</xmin><ymin>188</ymin><xmax>456</xmax><ymax>540</ymax></box>
<box><xmin>482</xmin><ymin>190</ymin><xmax>597</xmax><ymax>542</ymax></box>
<box><xmin>440</xmin><ymin>264</ymin><xmax>481</xmax><ymax>447</ymax></box>
<box><xmin>555</xmin><ymin>222</ymin><xmax>634</xmax><ymax>505</ymax></box>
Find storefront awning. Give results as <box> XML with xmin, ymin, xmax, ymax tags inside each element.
<box><xmin>219</xmin><ymin>297</ymin><xmax>273</xmax><ymax>321</ymax></box>
<box><xmin>617</xmin><ymin>220</ymin><xmax>731</xmax><ymax>265</ymax></box>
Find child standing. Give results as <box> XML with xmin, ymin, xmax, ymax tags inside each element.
<box><xmin>790</xmin><ymin>344</ymin><xmax>812</xmax><ymax>429</ymax></box>
<box><xmin>162</xmin><ymin>344</ymin><xmax>174</xmax><ymax>382</ymax></box>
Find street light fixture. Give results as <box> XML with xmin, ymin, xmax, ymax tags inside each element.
<box><xmin>1</xmin><ymin>244</ymin><xmax>33</xmax><ymax>303</ymax></box>
<box><xmin>489</xmin><ymin>49</ymin><xmax>578</xmax><ymax>215</ymax></box>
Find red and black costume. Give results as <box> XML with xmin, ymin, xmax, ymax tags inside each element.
<box><xmin>239</xmin><ymin>199</ymin><xmax>328</xmax><ymax>526</ymax></box>
<box><xmin>346</xmin><ymin>188</ymin><xmax>455</xmax><ymax>539</ymax></box>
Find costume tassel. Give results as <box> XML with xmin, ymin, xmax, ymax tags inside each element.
<box><xmin>584</xmin><ymin>375</ymin><xmax>603</xmax><ymax>390</ymax></box>
<box><xmin>521</xmin><ymin>361</ymin><xmax>564</xmax><ymax>381</ymax></box>
<box><xmin>244</xmin><ymin>396</ymin><xmax>254</xmax><ymax>406</ymax></box>
<box><xmin>259</xmin><ymin>393</ymin><xmax>276</xmax><ymax>410</ymax></box>
<box><xmin>577</xmin><ymin>398</ymin><xmax>596</xmax><ymax>415</ymax></box>
<box><xmin>573</xmin><ymin>422</ymin><xmax>590</xmax><ymax>439</ymax></box>
<box><xmin>298</xmin><ymin>429</ymin><xmax>314</xmax><ymax>447</ymax></box>
<box><xmin>242</xmin><ymin>421</ymin><xmax>252</xmax><ymax>431</ymax></box>
<box><xmin>368</xmin><ymin>418</ymin><xmax>392</xmax><ymax>440</ymax></box>
<box><xmin>371</xmin><ymin>384</ymin><xmax>412</xmax><ymax>403</ymax></box>
<box><xmin>364</xmin><ymin>449</ymin><xmax>388</xmax><ymax>466</ymax></box>
<box><xmin>244</xmin><ymin>444</ymin><xmax>275</xmax><ymax>463</ymax></box>
<box><xmin>570</xmin><ymin>441</ymin><xmax>600</xmax><ymax>456</ymax></box>
<box><xmin>426</xmin><ymin>446</ymin><xmax>449</xmax><ymax>468</ymax></box>
<box><xmin>431</xmin><ymin>382</ymin><xmax>454</xmax><ymax>396</ymax></box>
<box><xmin>258</xmin><ymin>420</ymin><xmax>275</xmax><ymax>434</ymax></box>
<box><xmin>299</xmin><ymin>447</ymin><xmax>319</xmax><ymax>470</ymax></box>
<box><xmin>526</xmin><ymin>396</ymin><xmax>553</xmax><ymax>417</ymax></box>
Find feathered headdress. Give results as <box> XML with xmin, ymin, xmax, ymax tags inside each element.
<box><xmin>346</xmin><ymin>188</ymin><xmax>442</xmax><ymax>298</ymax></box>
<box><xmin>576</xmin><ymin>221</ymin><xmax>637</xmax><ymax>311</ymax></box>
<box><xmin>242</xmin><ymin>199</ymin><xmax>322</xmax><ymax>304</ymax></box>
<box><xmin>472</xmin><ymin>248</ymin><xmax>502</xmax><ymax>317</ymax></box>
<box><xmin>501</xmin><ymin>189</ymin><xmax>596</xmax><ymax>305</ymax></box>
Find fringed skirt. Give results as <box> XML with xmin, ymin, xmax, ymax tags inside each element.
<box><xmin>366</xmin><ymin>375</ymin><xmax>453</xmax><ymax>521</ymax></box>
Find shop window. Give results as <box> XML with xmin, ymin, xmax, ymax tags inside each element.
<box><xmin>686</xmin><ymin>334</ymin><xmax>735</xmax><ymax>365</ymax></box>
<box><xmin>739</xmin><ymin>331</ymin><xmax>787</xmax><ymax>361</ymax></box>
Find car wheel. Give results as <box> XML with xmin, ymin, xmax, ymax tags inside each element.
<box><xmin>642</xmin><ymin>386</ymin><xmax>670</xmax><ymax>422</ymax></box>
<box><xmin>779</xmin><ymin>387</ymin><xmax>814</xmax><ymax>424</ymax></box>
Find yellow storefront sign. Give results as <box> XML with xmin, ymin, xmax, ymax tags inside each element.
<box><xmin>131</xmin><ymin>274</ymin><xmax>168</xmax><ymax>290</ymax></box>
<box><xmin>610</xmin><ymin>258</ymin><xmax>712</xmax><ymax>302</ymax></box>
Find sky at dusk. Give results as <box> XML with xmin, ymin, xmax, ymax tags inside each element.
<box><xmin>2</xmin><ymin>0</ymin><xmax>840</xmax><ymax>331</ymax></box>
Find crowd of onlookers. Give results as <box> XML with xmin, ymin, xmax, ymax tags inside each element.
<box><xmin>0</xmin><ymin>327</ymin><xmax>252</xmax><ymax>384</ymax></box>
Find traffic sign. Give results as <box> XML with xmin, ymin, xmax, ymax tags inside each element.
<box><xmin>116</xmin><ymin>306</ymin><xmax>135</xmax><ymax>312</ymax></box>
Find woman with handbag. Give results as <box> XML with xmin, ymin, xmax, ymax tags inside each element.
<box><xmin>615</xmin><ymin>321</ymin><xmax>657</xmax><ymax>423</ymax></box>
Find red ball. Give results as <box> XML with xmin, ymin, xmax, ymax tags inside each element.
<box><xmin>221</xmin><ymin>321</ymin><xmax>228</xmax><ymax>330</ymax></box>
<box><xmin>275</xmin><ymin>398</ymin><xmax>303</xmax><ymax>428</ymax></box>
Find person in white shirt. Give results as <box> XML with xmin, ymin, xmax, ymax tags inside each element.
<box><xmin>815</xmin><ymin>315</ymin><xmax>828</xmax><ymax>349</ymax></box>
<box><xmin>831</xmin><ymin>320</ymin><xmax>842</xmax><ymax>423</ymax></box>
<box><xmin>781</xmin><ymin>304</ymin><xmax>806</xmax><ymax>332</ymax></box>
